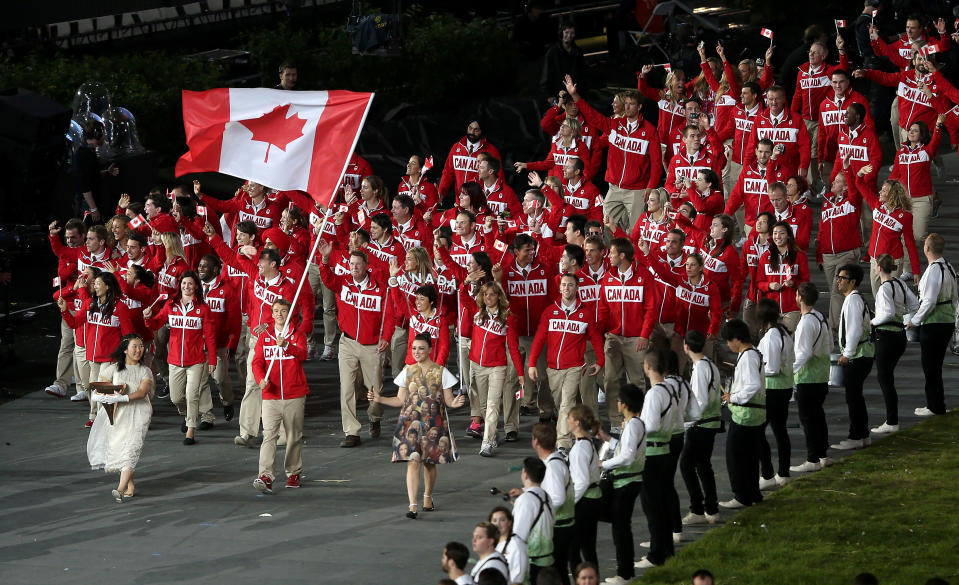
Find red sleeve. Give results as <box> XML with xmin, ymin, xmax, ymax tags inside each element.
<box><xmin>574</xmin><ymin>97</ymin><xmax>612</xmax><ymax>134</ymax></box>
<box><xmin>759</xmin><ymin>63</ymin><xmax>774</xmax><ymax>91</ymax></box>
<box><xmin>285</xmin><ymin>330</ymin><xmax>309</xmax><ymax>363</ymax></box>
<box><xmin>640</xmin><ymin>279</ymin><xmax>657</xmax><ymax>339</ymax></box>
<box><xmin>791</xmin><ymin>71</ymin><xmax>804</xmax><ymax>117</ymax></box>
<box><xmin>226</xmin><ymin>284</ymin><xmax>242</xmax><ymax>350</ymax></box>
<box><xmin>838</xmin><ymin>52</ymin><xmax>850</xmax><ymax>73</ymax></box>
<box><xmin>871</xmin><ymin>38</ymin><xmax>909</xmax><ymax>68</ymax></box>
<box><xmin>60</xmin><ymin>303</ymin><xmax>81</xmax><ymax>329</ymax></box>
<box><xmin>902</xmin><ymin>213</ymin><xmax>921</xmax><ymax>274</ymax></box>
<box><xmin>251</xmin><ymin>335</ymin><xmax>267</xmax><ymax>384</ymax></box>
<box><xmin>723</xmin><ymin>61</ymin><xmax>742</xmax><ymax>98</ymax></box>
<box><xmin>208</xmin><ymin>234</ymin><xmax>258</xmax><ymax>278</ymax></box>
<box><xmin>202</xmin><ymin>306</ymin><xmax>217</xmax><ymax>366</ymax></box>
<box><xmin>743</xmin><ymin>125</ymin><xmax>759</xmax><ymax>168</ymax></box>
<box><xmin>438</xmin><ymin>148</ymin><xmax>457</xmax><ymax>197</ymax></box>
<box><xmin>540</xmin><ymin>106</ymin><xmax>565</xmax><ymax>136</ymax></box>
<box><xmin>847</xmin><ymin>170</ymin><xmax>879</xmax><ymax>209</ymax></box>
<box><xmin>637</xmin><ymin>76</ymin><xmax>661</xmax><ymax>102</ymax></box>
<box><xmin>434</xmin><ymin>314</ymin><xmax>451</xmax><ymax>366</ymax></box>
<box><xmin>926</xmin><ymin>124</ymin><xmax>944</xmax><ymax>157</ymax></box>
<box><xmin>700</xmin><ymin>61</ymin><xmax>720</xmax><ymax>92</ymax></box>
<box><xmin>597</xmin><ymin>284</ymin><xmax>610</xmax><ymax>332</ymax></box>
<box><xmin>725</xmin><ymin>247</ymin><xmax>743</xmax><ymax>314</ymax></box>
<box><xmin>144</xmin><ymin>302</ymin><xmax>169</xmax><ymax>331</ymax></box>
<box><xmin>200</xmin><ymin>193</ymin><xmax>244</xmax><ymax>214</ymax></box>
<box><xmin>437</xmin><ymin>245</ymin><xmax>468</xmax><ymax>283</ymax></box>
<box><xmin>707</xmin><ymin>284</ymin><xmax>722</xmax><ymax>336</ymax></box>
<box><xmin>862</xmin><ymin>69</ymin><xmax>901</xmax><ymax>87</ymax></box>
<box><xmin>932</xmin><ymin>71</ymin><xmax>959</xmax><ymax>106</ymax></box>
<box><xmin>797</xmin><ymin>254</ymin><xmax>810</xmax><ymax>287</ymax></box>
<box><xmin>527</xmin><ymin>314</ymin><xmax>550</xmax><ymax>368</ymax></box>
<box><xmin>318</xmin><ymin>261</ymin><xmax>342</xmax><ymax>294</ymax></box>
<box><xmin>645</xmin><ymin>129</ymin><xmax>664</xmax><ymax>190</ymax></box>
<box><xmin>294</xmin><ymin>282</ymin><xmax>315</xmax><ymax>337</ymax></box>
<box><xmin>724</xmin><ymin>171</ymin><xmax>746</xmax><ymax>215</ymax></box>
<box><xmin>587</xmin><ymin>318</ymin><xmax>605</xmax><ymax>367</ymax></box>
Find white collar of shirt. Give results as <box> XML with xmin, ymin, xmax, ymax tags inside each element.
<box><xmin>466</xmin><ymin>139</ymin><xmax>480</xmax><ymax>153</ymax></box>
<box><xmin>626</xmin><ymin>118</ymin><xmax>638</xmax><ymax>133</ymax></box>
<box><xmin>776</xmin><ymin>208</ymin><xmax>790</xmax><ymax>221</ymax></box>
<box><xmin>484</xmin><ymin>180</ymin><xmax>498</xmax><ymax>194</ymax></box>
<box><xmin>617</xmin><ymin>265</ymin><xmax>633</xmax><ymax>281</ymax></box>
<box><xmin>589</xmin><ymin>265</ymin><xmax>605</xmax><ymax>280</ymax></box>
<box><xmin>250</xmin><ymin>197</ymin><xmax>267</xmax><ymax>212</ymax></box>
<box><xmin>769</xmin><ymin>112</ymin><xmax>783</xmax><ymax>126</ymax></box>
<box><xmin>353</xmin><ymin>275</ymin><xmax>369</xmax><ymax>290</ymax></box>
<box><xmin>397</xmin><ymin>218</ymin><xmax>413</xmax><ymax>233</ymax></box>
<box><xmin>849</xmin><ymin>123</ymin><xmax>865</xmax><ymax>140</ymax></box>
<box><xmin>460</xmin><ymin>233</ymin><xmax>477</xmax><ymax>248</ymax></box>
<box><xmin>567</xmin><ymin>179</ymin><xmax>582</xmax><ymax>193</ymax></box>
<box><xmin>180</xmin><ymin>299</ymin><xmax>194</xmax><ymax>313</ymax></box>
<box><xmin>264</xmin><ymin>273</ymin><xmax>282</xmax><ymax>286</ymax></box>
<box><xmin>807</xmin><ymin>63</ymin><xmax>823</xmax><ymax>75</ymax></box>
<box><xmin>686</xmin><ymin>149</ymin><xmax>700</xmax><ymax>162</ymax></box>
<box><xmin>560</xmin><ymin>300</ymin><xmax>578</xmax><ymax>313</ymax></box>
<box><xmin>487</xmin><ymin>309</ymin><xmax>499</xmax><ymax>319</ymax></box>
<box><xmin>746</xmin><ymin>103</ymin><xmax>760</xmax><ymax>116</ymax></box>
<box><xmin>667</xmin><ymin>254</ymin><xmax>684</xmax><ymax>268</ymax></box>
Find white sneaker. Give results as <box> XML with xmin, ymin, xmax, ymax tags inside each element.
<box><xmin>479</xmin><ymin>442</ymin><xmax>495</xmax><ymax>457</ymax></box>
<box><xmin>775</xmin><ymin>474</ymin><xmax>792</xmax><ymax>487</ymax></box>
<box><xmin>789</xmin><ymin>460</ymin><xmax>821</xmax><ymax>473</ymax></box>
<box><xmin>639</xmin><ymin>541</ymin><xmax>651</xmax><ymax>548</ymax></box>
<box><xmin>44</xmin><ymin>384</ymin><xmax>67</xmax><ymax>398</ymax></box>
<box><xmin>597</xmin><ymin>388</ymin><xmax>606</xmax><ymax>404</ymax></box>
<box><xmin>830</xmin><ymin>438</ymin><xmax>865</xmax><ymax>450</ymax></box>
<box><xmin>871</xmin><ymin>422</ymin><xmax>900</xmax><ymax>434</ymax></box>
<box><xmin>759</xmin><ymin>476</ymin><xmax>778</xmax><ymax>490</ymax></box>
<box><xmin>70</xmin><ymin>390</ymin><xmax>89</xmax><ymax>402</ymax></box>
<box><xmin>820</xmin><ymin>457</ymin><xmax>834</xmax><ymax>467</ymax></box>
<box><xmin>605</xmin><ymin>577</ymin><xmax>629</xmax><ymax>585</ymax></box>
<box><xmin>672</xmin><ymin>531</ymin><xmax>682</xmax><ymax>544</ymax></box>
<box><xmin>719</xmin><ymin>498</ymin><xmax>746</xmax><ymax>509</ymax></box>
<box><xmin>634</xmin><ymin>557</ymin><xmax>657</xmax><ymax>569</ymax></box>
<box><xmin>681</xmin><ymin>512</ymin><xmax>708</xmax><ymax>525</ymax></box>
<box><xmin>915</xmin><ymin>407</ymin><xmax>936</xmax><ymax>417</ymax></box>
<box><xmin>321</xmin><ymin>345</ymin><xmax>336</xmax><ymax>361</ymax></box>
<box><xmin>705</xmin><ymin>512</ymin><xmax>721</xmax><ymax>524</ymax></box>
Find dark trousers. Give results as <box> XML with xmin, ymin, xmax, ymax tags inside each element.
<box><xmin>795</xmin><ymin>383</ymin><xmax>829</xmax><ymax>462</ymax></box>
<box><xmin>726</xmin><ymin>421</ymin><xmax>763</xmax><ymax>505</ymax></box>
<box><xmin>640</xmin><ymin>454</ymin><xmax>675</xmax><ymax>565</ymax></box>
<box><xmin>667</xmin><ymin>433</ymin><xmax>684</xmax><ymax>533</ymax></box>
<box><xmin>874</xmin><ymin>329</ymin><xmax>906</xmax><ymax>425</ymax></box>
<box><xmin>760</xmin><ymin>388</ymin><xmax>793</xmax><ymax>478</ymax></box>
<box><xmin>552</xmin><ymin>524</ymin><xmax>574</xmax><ymax>585</ymax></box>
<box><xmin>842</xmin><ymin>357</ymin><xmax>874</xmax><ymax>440</ymax></box>
<box><xmin>609</xmin><ymin>480</ymin><xmax>642</xmax><ymax>579</ymax></box>
<box><xmin>679</xmin><ymin>426</ymin><xmax>718</xmax><ymax>515</ymax></box>
<box><xmin>571</xmin><ymin>496</ymin><xmax>602</xmax><ymax>572</ymax></box>
<box><xmin>920</xmin><ymin>323</ymin><xmax>954</xmax><ymax>414</ymax></box>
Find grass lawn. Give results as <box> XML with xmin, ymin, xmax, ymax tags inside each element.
<box><xmin>639</xmin><ymin>411</ymin><xmax>959</xmax><ymax>585</ymax></box>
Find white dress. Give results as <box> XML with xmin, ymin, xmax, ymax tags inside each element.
<box><xmin>87</xmin><ymin>363</ymin><xmax>154</xmax><ymax>473</ymax></box>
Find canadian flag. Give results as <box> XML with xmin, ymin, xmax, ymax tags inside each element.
<box><xmin>196</xmin><ymin>205</ymin><xmax>208</xmax><ymax>219</ymax></box>
<box><xmin>835</xmin><ymin>19</ymin><xmax>846</xmax><ymax>28</ymax></box>
<box><xmin>657</xmin><ymin>63</ymin><xmax>672</xmax><ymax>73</ymax></box>
<box><xmin>52</xmin><ymin>277</ymin><xmax>61</xmax><ymax>288</ymax></box>
<box><xmin>176</xmin><ymin>89</ymin><xmax>374</xmax><ymax>207</ymax></box>
<box><xmin>129</xmin><ymin>214</ymin><xmax>146</xmax><ymax>229</ymax></box>
<box><xmin>922</xmin><ymin>44</ymin><xmax>939</xmax><ymax>56</ymax></box>
<box><xmin>423</xmin><ymin>155</ymin><xmax>434</xmax><ymax>174</ymax></box>
<box><xmin>761</xmin><ymin>28</ymin><xmax>774</xmax><ymax>39</ymax></box>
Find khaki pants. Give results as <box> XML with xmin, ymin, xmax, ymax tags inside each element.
<box><xmin>822</xmin><ymin>248</ymin><xmax>861</xmax><ymax>336</ymax></box>
<box><xmin>153</xmin><ymin>325</ymin><xmax>170</xmax><ymax>380</ymax></box>
<box><xmin>548</xmin><ymin>367</ymin><xmax>582</xmax><ymax>449</ymax></box>
<box><xmin>743</xmin><ymin>299</ymin><xmax>759</xmax><ymax>338</ymax></box>
<box><xmin>509</xmin><ymin>335</ymin><xmax>546</xmax><ymax>416</ymax></box>
<box><xmin>239</xmin><ymin>343</ymin><xmax>265</xmax><ymax>438</ymax></box>
<box><xmin>73</xmin><ymin>344</ymin><xmax>91</xmax><ymax>394</ymax></box>
<box><xmin>905</xmin><ymin>195</ymin><xmax>932</xmax><ymax>275</ymax></box>
<box><xmin>309</xmin><ymin>265</ymin><xmax>339</xmax><ymax>347</ymax></box>
<box><xmin>338</xmin><ymin>336</ymin><xmax>382</xmax><ymax>436</ymax></box>
<box><xmin>870</xmin><ymin>257</ymin><xmax>902</xmax><ymax>299</ymax></box>
<box><xmin>606</xmin><ymin>185</ymin><xmax>647</xmax><ymax>232</ymax></box>
<box><xmin>890</xmin><ymin>97</ymin><xmax>900</xmax><ymax>144</ymax></box>
<box><xmin>458</xmin><ymin>336</ymin><xmax>482</xmax><ymax>418</ymax></box>
<box><xmin>235</xmin><ymin>320</ymin><xmax>249</xmax><ymax>388</ymax></box>
<box><xmin>472</xmin><ymin>362</ymin><xmax>509</xmax><ymax>444</ymax></box>
<box><xmin>804</xmin><ymin>119</ymin><xmax>821</xmax><ymax>192</ymax></box>
<box><xmin>781</xmin><ymin>311</ymin><xmax>801</xmax><ymax>333</ymax></box>
<box><xmin>54</xmin><ymin>318</ymin><xmax>75</xmax><ymax>392</ymax></box>
<box><xmin>722</xmin><ymin>141</ymin><xmax>741</xmax><ymax>198</ymax></box>
<box><xmin>198</xmin><ymin>346</ymin><xmax>232</xmax><ymax>423</ymax></box>
<box><xmin>603</xmin><ymin>334</ymin><xmax>647</xmax><ymax>428</ymax></box>
<box><xmin>88</xmin><ymin>361</ymin><xmax>104</xmax><ymax>420</ymax></box>
<box><xmin>578</xmin><ymin>343</ymin><xmax>601</xmax><ymax>419</ymax></box>
<box><xmin>390</xmin><ymin>326</ymin><xmax>409</xmax><ymax>375</ymax></box>
<box><xmin>259</xmin><ymin>396</ymin><xmax>306</xmax><ymax>480</ymax></box>
<box><xmin>170</xmin><ymin>362</ymin><xmax>209</xmax><ymax>429</ymax></box>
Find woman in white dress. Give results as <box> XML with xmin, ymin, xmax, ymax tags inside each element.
<box><xmin>87</xmin><ymin>333</ymin><xmax>154</xmax><ymax>503</ymax></box>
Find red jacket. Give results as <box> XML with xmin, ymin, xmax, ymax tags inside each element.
<box><xmin>598</xmin><ymin>262</ymin><xmax>657</xmax><ymax>338</ymax></box>
<box><xmin>817</xmin><ymin>91</ymin><xmax>874</xmax><ymax>163</ymax></box>
<box><xmin>755</xmin><ymin>249</ymin><xmax>810</xmax><ymax>313</ymax></box>
<box><xmin>62</xmin><ymin>298</ymin><xmax>135</xmax><ymax>363</ymax></box>
<box><xmin>745</xmin><ymin>110</ymin><xmax>812</xmax><ymax>177</ymax></box>
<box><xmin>146</xmin><ymin>255</ymin><xmax>191</xmax><ymax>298</ymax></box>
<box><xmin>432</xmin><ymin>206</ymin><xmax>492</xmax><ymax>233</ymax></box>
<box><xmin>338</xmin><ymin>197</ymin><xmax>388</xmax><ymax>234</ymax></box>
<box><xmin>526</xmin><ymin>138</ymin><xmax>593</xmax><ymax>181</ymax></box>
<box><xmin>863</xmin><ymin>69</ymin><xmax>939</xmax><ymax>131</ymax></box>
<box><xmin>637</xmin><ymin>79</ymin><xmax>687</xmax><ymax>146</ymax></box>
<box><xmin>773</xmin><ymin>203</ymin><xmax>812</xmax><ymax>251</ymax></box>
<box><xmin>202</xmin><ymin>276</ymin><xmax>242</xmax><ymax>350</ymax></box>
<box><xmin>117</xmin><ymin>276</ymin><xmax>157</xmax><ymax>344</ymax></box>
<box><xmin>201</xmin><ymin>193</ymin><xmax>283</xmax><ymax>235</ymax></box>
<box><xmin>539</xmin><ymin>107</ymin><xmax>604</xmax><ymax>178</ymax></box>
<box><xmin>502</xmin><ymin>258</ymin><xmax>558</xmax><ymax>337</ymax></box>
<box><xmin>319</xmin><ymin>264</ymin><xmax>392</xmax><ymax>345</ymax></box>
<box><xmin>252</xmin><ymin>328</ymin><xmax>309</xmax><ymax>400</ymax></box>
<box><xmin>528</xmin><ymin>299</ymin><xmax>605</xmax><ymax>370</ymax></box>
<box><xmin>393</xmin><ymin>215</ymin><xmax>433</xmax><ymax>252</ymax></box>
<box><xmin>482</xmin><ymin>179</ymin><xmax>523</xmax><ymax>220</ymax></box>
<box><xmin>730</xmin><ymin>103</ymin><xmax>764</xmax><ymax>165</ymax></box>
<box><xmin>577</xmin><ymin>97</ymin><xmax>663</xmax><ymax>189</ymax></box>
<box><xmin>831</xmin><ymin>123</ymin><xmax>882</xmax><ymax>193</ymax></box>
<box><xmin>673</xmin><ymin>186</ymin><xmax>724</xmax><ymax>232</ymax></box>
<box><xmin>403</xmin><ymin>310</ymin><xmax>451</xmax><ymax>366</ymax></box>
<box><xmin>815</xmin><ymin>189</ymin><xmax>863</xmax><ymax>262</ymax></box>
<box><xmin>647</xmin><ymin>262</ymin><xmax>722</xmax><ymax>337</ymax></box>
<box><xmin>342</xmin><ymin>153</ymin><xmax>373</xmax><ymax>192</ymax></box>
<box><xmin>397</xmin><ymin>176</ymin><xmax>439</xmax><ymax>215</ymax></box>
<box><xmin>365</xmin><ymin>236</ymin><xmax>407</xmax><ymax>267</ymax></box>
<box><xmin>145</xmin><ymin>299</ymin><xmax>217</xmax><ymax>367</ymax></box>
<box><xmin>464</xmin><ymin>310</ymin><xmax>524</xmax><ymax>377</ymax></box>
<box><xmin>889</xmin><ymin>126</ymin><xmax>943</xmax><ymax>199</ymax></box>
<box><xmin>626</xmin><ymin>211</ymin><xmax>678</xmax><ymax>256</ymax></box>
<box><xmin>724</xmin><ymin>160</ymin><xmax>786</xmax><ymax>229</ymax></box>
<box><xmin>872</xmin><ymin>34</ymin><xmax>951</xmax><ymax>69</ymax></box>
<box><xmin>439</xmin><ymin>136</ymin><xmax>501</xmax><ymax>196</ymax></box>
<box><xmin>703</xmin><ymin>241</ymin><xmax>744</xmax><ymax>314</ymax></box>
<box><xmin>849</xmin><ymin>177</ymin><xmax>921</xmax><ymax>268</ymax></box>
<box><xmin>664</xmin><ymin>145</ymin><xmax>725</xmax><ymax>195</ymax></box>
<box><xmin>742</xmin><ymin>235</ymin><xmax>771</xmax><ymax>303</ymax></box>
<box><xmin>791</xmin><ymin>55</ymin><xmax>850</xmax><ymax>121</ymax></box>
<box><xmin>560</xmin><ymin>179</ymin><xmax>603</xmax><ymax>225</ymax></box>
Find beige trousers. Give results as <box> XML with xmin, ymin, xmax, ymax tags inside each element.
<box><xmin>548</xmin><ymin>367</ymin><xmax>583</xmax><ymax>449</ymax></box>
<box><xmin>235</xmin><ymin>320</ymin><xmax>249</xmax><ymax>388</ymax></box>
<box><xmin>259</xmin><ymin>396</ymin><xmax>306</xmax><ymax>480</ymax></box>
<box><xmin>309</xmin><ymin>264</ymin><xmax>339</xmax><ymax>347</ymax></box>
<box><xmin>239</xmin><ymin>336</ymin><xmax>263</xmax><ymax>438</ymax></box>
<box><xmin>603</xmin><ymin>334</ymin><xmax>647</xmax><ymax>428</ymax></box>
<box><xmin>509</xmin><ymin>335</ymin><xmax>546</xmax><ymax>416</ymax></box>
<box><xmin>73</xmin><ymin>344</ymin><xmax>91</xmax><ymax>396</ymax></box>
<box><xmin>170</xmin><ymin>362</ymin><xmax>209</xmax><ymax>429</ymax></box>
<box><xmin>197</xmin><ymin>346</ymin><xmax>232</xmax><ymax>423</ymax></box>
<box><xmin>781</xmin><ymin>310</ymin><xmax>801</xmax><ymax>334</ymax></box>
<box><xmin>722</xmin><ymin>140</ymin><xmax>741</xmax><ymax>198</ymax></box>
<box><xmin>54</xmin><ymin>318</ymin><xmax>76</xmax><ymax>391</ymax></box>
<box><xmin>88</xmin><ymin>361</ymin><xmax>104</xmax><ymax>420</ymax></box>
<box><xmin>904</xmin><ymin>195</ymin><xmax>932</xmax><ymax>275</ymax></box>
<box><xmin>804</xmin><ymin>119</ymin><xmax>821</xmax><ymax>192</ymax></box>
<box><xmin>459</xmin><ymin>336</ymin><xmax>482</xmax><ymax>418</ymax></box>
<box><xmin>338</xmin><ymin>336</ymin><xmax>382</xmax><ymax>436</ymax></box>
<box><xmin>472</xmin><ymin>362</ymin><xmax>509</xmax><ymax>444</ymax></box>
<box><xmin>578</xmin><ymin>343</ymin><xmax>601</xmax><ymax>419</ymax></box>
<box><xmin>822</xmin><ymin>248</ymin><xmax>862</xmax><ymax>336</ymax></box>
<box><xmin>606</xmin><ymin>185</ymin><xmax>647</xmax><ymax>232</ymax></box>
<box><xmin>390</xmin><ymin>326</ymin><xmax>409</xmax><ymax>375</ymax></box>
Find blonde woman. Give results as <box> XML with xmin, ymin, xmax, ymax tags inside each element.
<box><xmin>463</xmin><ymin>282</ymin><xmax>525</xmax><ymax>457</ymax></box>
<box><xmin>516</xmin><ymin>118</ymin><xmax>593</xmax><ymax>180</ymax></box>
<box><xmin>144</xmin><ymin>231</ymin><xmax>191</xmax><ymax>395</ymax></box>
<box><xmin>638</xmin><ymin>64</ymin><xmax>689</xmax><ymax>150</ymax></box>
<box><xmin>387</xmin><ymin>246</ymin><xmax>439</xmax><ymax>371</ymax></box>
<box><xmin>108</xmin><ymin>214</ymin><xmax>131</xmax><ymax>254</ymax></box>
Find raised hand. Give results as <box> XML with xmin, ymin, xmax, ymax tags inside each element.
<box><xmin>563</xmin><ymin>74</ymin><xmax>577</xmax><ymax>97</ymax></box>
<box><xmin>48</xmin><ymin>221</ymin><xmax>61</xmax><ymax>236</ymax></box>
<box><xmin>716</xmin><ymin>42</ymin><xmax>726</xmax><ymax>61</ymax></box>
<box><xmin>193</xmin><ymin>180</ymin><xmax>202</xmax><ymax>196</ymax></box>
<box><xmin>527</xmin><ymin>171</ymin><xmax>543</xmax><ymax>187</ymax></box>
<box><xmin>118</xmin><ymin>193</ymin><xmax>130</xmax><ymax>209</ymax></box>
<box><xmin>640</xmin><ymin>64</ymin><xmax>654</xmax><ymax>77</ymax></box>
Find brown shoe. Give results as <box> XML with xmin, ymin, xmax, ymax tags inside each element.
<box><xmin>369</xmin><ymin>420</ymin><xmax>381</xmax><ymax>438</ymax></box>
<box><xmin>340</xmin><ymin>434</ymin><xmax>361</xmax><ymax>448</ymax></box>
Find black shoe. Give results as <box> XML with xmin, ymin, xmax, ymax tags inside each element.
<box><xmin>520</xmin><ymin>406</ymin><xmax>537</xmax><ymax>417</ymax></box>
<box><xmin>369</xmin><ymin>420</ymin><xmax>381</xmax><ymax>439</ymax></box>
<box><xmin>340</xmin><ymin>434</ymin><xmax>361</xmax><ymax>448</ymax></box>
<box><xmin>504</xmin><ymin>431</ymin><xmax>519</xmax><ymax>442</ymax></box>
<box><xmin>223</xmin><ymin>404</ymin><xmax>234</xmax><ymax>421</ymax></box>
<box><xmin>199</xmin><ymin>421</ymin><xmax>214</xmax><ymax>431</ymax></box>
<box><xmin>156</xmin><ymin>389</ymin><xmax>170</xmax><ymax>400</ymax></box>
<box><xmin>181</xmin><ymin>423</ymin><xmax>188</xmax><ymax>433</ymax></box>
<box><xmin>183</xmin><ymin>437</ymin><xmax>196</xmax><ymax>445</ymax></box>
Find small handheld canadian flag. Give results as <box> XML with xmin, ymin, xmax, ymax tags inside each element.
<box><xmin>129</xmin><ymin>214</ymin><xmax>146</xmax><ymax>229</ymax></box>
<box><xmin>922</xmin><ymin>44</ymin><xmax>939</xmax><ymax>56</ymax></box>
<box><xmin>52</xmin><ymin>276</ymin><xmax>61</xmax><ymax>288</ymax></box>
<box><xmin>196</xmin><ymin>205</ymin><xmax>208</xmax><ymax>219</ymax></box>
<box><xmin>493</xmin><ymin>239</ymin><xmax>508</xmax><ymax>253</ymax></box>
<box><xmin>422</xmin><ymin>155</ymin><xmax>434</xmax><ymax>174</ymax></box>
<box><xmin>835</xmin><ymin>19</ymin><xmax>846</xmax><ymax>30</ymax></box>
<box><xmin>955</xmin><ymin>18</ymin><xmax>959</xmax><ymax>30</ymax></box>
<box><xmin>656</xmin><ymin>63</ymin><xmax>672</xmax><ymax>73</ymax></box>
<box><xmin>166</xmin><ymin>188</ymin><xmax>175</xmax><ymax>201</ymax></box>
<box><xmin>761</xmin><ymin>28</ymin><xmax>774</xmax><ymax>39</ymax></box>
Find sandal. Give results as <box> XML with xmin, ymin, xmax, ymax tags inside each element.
<box><xmin>112</xmin><ymin>489</ymin><xmax>123</xmax><ymax>503</ymax></box>
<box><xmin>406</xmin><ymin>504</ymin><xmax>418</xmax><ymax>519</ymax></box>
<box><xmin>423</xmin><ymin>494</ymin><xmax>435</xmax><ymax>512</ymax></box>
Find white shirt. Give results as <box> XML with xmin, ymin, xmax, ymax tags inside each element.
<box><xmin>758</xmin><ymin>327</ymin><xmax>794</xmax><ymax>377</ymax></box>
<box><xmin>729</xmin><ymin>348</ymin><xmax>763</xmax><ymax>404</ymax></box>
<box><xmin>541</xmin><ymin>452</ymin><xmax>569</xmax><ymax>510</ymax></box>
<box><xmin>454</xmin><ymin>575</ymin><xmax>476</xmax><ymax>585</ymax></box>
<box><xmin>602</xmin><ymin>416</ymin><xmax>646</xmax><ymax>470</ymax></box>
<box><xmin>495</xmin><ymin>536</ymin><xmax>528</xmax><ymax>585</ymax></box>
<box><xmin>568</xmin><ymin>437</ymin><xmax>600</xmax><ymax>502</ymax></box>
<box><xmin>640</xmin><ymin>381</ymin><xmax>675</xmax><ymax>433</ymax></box>
<box><xmin>470</xmin><ymin>552</ymin><xmax>509</xmax><ymax>582</ymax></box>
<box><xmin>872</xmin><ymin>278</ymin><xmax>919</xmax><ymax>326</ymax></box>
<box><xmin>512</xmin><ymin>486</ymin><xmax>553</xmax><ymax>541</ymax></box>
<box><xmin>911</xmin><ymin>257</ymin><xmax>958</xmax><ymax>325</ymax></box>
<box><xmin>687</xmin><ymin>357</ymin><xmax>720</xmax><ymax>423</ymax></box>
<box><xmin>793</xmin><ymin>309</ymin><xmax>832</xmax><ymax>374</ymax></box>
<box><xmin>839</xmin><ymin>292</ymin><xmax>868</xmax><ymax>358</ymax></box>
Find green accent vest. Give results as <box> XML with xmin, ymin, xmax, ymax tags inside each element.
<box><xmin>548</xmin><ymin>454</ymin><xmax>576</xmax><ymax>526</ymax></box>
<box><xmin>694</xmin><ymin>358</ymin><xmax>722</xmax><ymax>430</ymax></box>
<box><xmin>644</xmin><ymin>383</ymin><xmax>674</xmax><ymax>457</ymax></box>
<box><xmin>578</xmin><ymin>437</ymin><xmax>603</xmax><ymax>500</ymax></box>
<box><xmin>728</xmin><ymin>348</ymin><xmax>766</xmax><ymax>426</ymax></box>
<box><xmin>611</xmin><ymin>417</ymin><xmax>645</xmax><ymax>489</ymax></box>
<box><xmin>875</xmin><ymin>279</ymin><xmax>910</xmax><ymax>332</ymax></box>
<box><xmin>925</xmin><ymin>261</ymin><xmax>958</xmax><ymax>324</ymax></box>
<box><xmin>526</xmin><ymin>489</ymin><xmax>554</xmax><ymax>567</ymax></box>
<box><xmin>764</xmin><ymin>328</ymin><xmax>795</xmax><ymax>390</ymax></box>
<box><xmin>795</xmin><ymin>311</ymin><xmax>830</xmax><ymax>384</ymax></box>
<box><xmin>840</xmin><ymin>292</ymin><xmax>875</xmax><ymax>359</ymax></box>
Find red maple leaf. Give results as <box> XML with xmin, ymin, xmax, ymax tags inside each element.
<box><xmin>238</xmin><ymin>104</ymin><xmax>307</xmax><ymax>163</ymax></box>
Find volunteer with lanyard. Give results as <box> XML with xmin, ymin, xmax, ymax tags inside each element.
<box><xmin>756</xmin><ymin>298</ymin><xmax>795</xmax><ymax>489</ymax></box>
<box><xmin>566</xmin><ymin>405</ymin><xmax>603</xmax><ymax>575</ymax></box>
<box><xmin>662</xmin><ymin>352</ymin><xmax>690</xmax><ymax>548</ymax></box>
<box><xmin>908</xmin><ymin>233</ymin><xmax>958</xmax><ymax>417</ymax></box>
<box><xmin>489</xmin><ymin>506</ymin><xmax>529</xmax><ymax>585</ymax></box>
<box><xmin>720</xmin><ymin>319</ymin><xmax>765</xmax><ymax>509</ymax></box>
<box><xmin>636</xmin><ymin>351</ymin><xmax>681</xmax><ymax>569</ymax></box>
<box><xmin>511</xmin><ymin>457</ymin><xmax>554</xmax><ymax>585</ymax></box>
<box><xmin>532</xmin><ymin>423</ymin><xmax>575</xmax><ymax>585</ymax></box>
<box><xmin>833</xmin><ymin>264</ymin><xmax>875</xmax><ymax>452</ymax></box>
<box><xmin>870</xmin><ymin>254</ymin><xmax>919</xmax><ymax>435</ymax></box>
<box><xmin>598</xmin><ymin>382</ymin><xmax>646</xmax><ymax>585</ymax></box>
<box><xmin>679</xmin><ymin>330</ymin><xmax>721</xmax><ymax>527</ymax></box>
